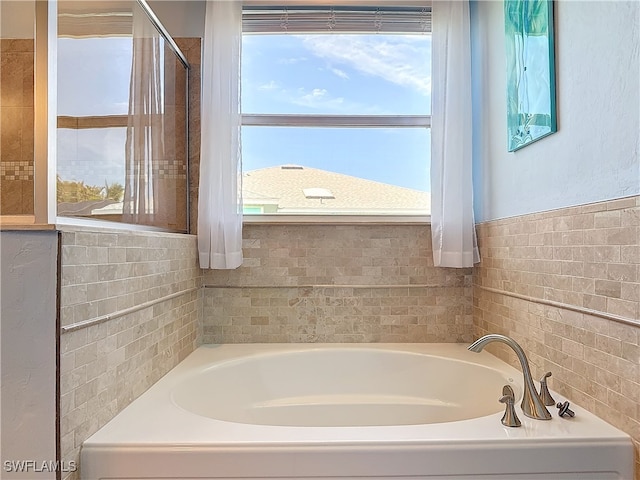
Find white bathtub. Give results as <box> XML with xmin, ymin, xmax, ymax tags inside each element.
<box><xmin>81</xmin><ymin>343</ymin><xmax>633</xmax><ymax>479</ymax></box>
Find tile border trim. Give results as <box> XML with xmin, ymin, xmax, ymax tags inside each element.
<box><xmin>203</xmin><ymin>284</ymin><xmax>463</xmax><ymax>289</ymax></box>
<box><xmin>477</xmin><ymin>285</ymin><xmax>639</xmax><ymax>328</ymax></box>
<box><xmin>60</xmin><ymin>286</ymin><xmax>200</xmax><ymax>334</ymax></box>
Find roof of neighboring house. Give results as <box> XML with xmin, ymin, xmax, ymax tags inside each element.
<box><xmin>242</xmin><ymin>165</ymin><xmax>430</xmax><ymax>214</ymax></box>
<box><xmin>57</xmin><ymin>199</ymin><xmax>119</xmax><ymax>216</ymax></box>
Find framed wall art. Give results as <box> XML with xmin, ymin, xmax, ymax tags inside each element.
<box><xmin>505</xmin><ymin>0</ymin><xmax>557</xmax><ymax>151</ymax></box>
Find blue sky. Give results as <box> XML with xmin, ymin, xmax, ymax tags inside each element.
<box><xmin>57</xmin><ymin>37</ymin><xmax>132</xmax><ymax>186</ymax></box>
<box><xmin>57</xmin><ymin>33</ymin><xmax>432</xmax><ymax>192</ymax></box>
<box><xmin>242</xmin><ymin>33</ymin><xmax>432</xmax><ymax>191</ymax></box>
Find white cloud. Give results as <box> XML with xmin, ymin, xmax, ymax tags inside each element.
<box><xmin>275</xmin><ymin>85</ymin><xmax>386</xmax><ymax>115</ymax></box>
<box><xmin>308</xmin><ymin>88</ymin><xmax>327</xmax><ymax>98</ymax></box>
<box><xmin>258</xmin><ymin>80</ymin><xmax>280</xmax><ymax>91</ymax></box>
<box><xmin>330</xmin><ymin>67</ymin><xmax>350</xmax><ymax>80</ymax></box>
<box><xmin>292</xmin><ymin>87</ymin><xmax>346</xmax><ymax>110</ymax></box>
<box><xmin>278</xmin><ymin>57</ymin><xmax>308</xmax><ymax>65</ymax></box>
<box><xmin>300</xmin><ymin>35</ymin><xmax>431</xmax><ymax>95</ymax></box>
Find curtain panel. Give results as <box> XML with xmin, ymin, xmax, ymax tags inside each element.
<box><xmin>430</xmin><ymin>0</ymin><xmax>480</xmax><ymax>268</ymax></box>
<box><xmin>123</xmin><ymin>4</ymin><xmax>168</xmax><ymax>226</ymax></box>
<box><xmin>198</xmin><ymin>0</ymin><xmax>244</xmax><ymax>269</ymax></box>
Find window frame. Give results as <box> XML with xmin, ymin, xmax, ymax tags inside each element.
<box><xmin>240</xmin><ymin>4</ymin><xmax>432</xmax><ymax>224</ymax></box>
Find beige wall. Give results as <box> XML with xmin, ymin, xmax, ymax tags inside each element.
<box><xmin>59</xmin><ymin>228</ymin><xmax>201</xmax><ymax>480</ymax></box>
<box><xmin>202</xmin><ymin>224</ymin><xmax>473</xmax><ymax>343</ymax></box>
<box><xmin>473</xmin><ymin>195</ymin><xmax>640</xmax><ymax>478</ymax></box>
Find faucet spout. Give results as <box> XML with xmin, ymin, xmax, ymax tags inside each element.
<box><xmin>468</xmin><ymin>334</ymin><xmax>552</xmax><ymax>420</ymax></box>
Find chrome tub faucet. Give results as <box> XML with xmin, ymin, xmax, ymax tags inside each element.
<box><xmin>468</xmin><ymin>334</ymin><xmax>552</xmax><ymax>420</ymax></box>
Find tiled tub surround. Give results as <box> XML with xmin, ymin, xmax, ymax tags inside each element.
<box><xmin>0</xmin><ymin>39</ymin><xmax>35</xmax><ymax>215</ymax></box>
<box><xmin>203</xmin><ymin>224</ymin><xmax>473</xmax><ymax>343</ymax></box>
<box><xmin>59</xmin><ymin>228</ymin><xmax>201</xmax><ymax>480</ymax></box>
<box><xmin>473</xmin><ymin>196</ymin><xmax>640</xmax><ymax>478</ymax></box>
<box><xmin>60</xmin><ymin>228</ymin><xmax>200</xmax><ymax>328</ymax></box>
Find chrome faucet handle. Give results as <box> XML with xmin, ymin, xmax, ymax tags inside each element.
<box><xmin>539</xmin><ymin>372</ymin><xmax>556</xmax><ymax>406</ymax></box>
<box><xmin>499</xmin><ymin>385</ymin><xmax>521</xmax><ymax>427</ymax></box>
<box><xmin>557</xmin><ymin>401</ymin><xmax>575</xmax><ymax>418</ymax></box>
<box><xmin>468</xmin><ymin>334</ymin><xmax>552</xmax><ymax>420</ymax></box>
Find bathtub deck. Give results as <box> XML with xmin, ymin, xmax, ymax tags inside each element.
<box><xmin>81</xmin><ymin>343</ymin><xmax>634</xmax><ymax>479</ymax></box>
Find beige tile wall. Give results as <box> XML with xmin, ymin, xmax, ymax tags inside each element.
<box><xmin>59</xmin><ymin>228</ymin><xmax>201</xmax><ymax>480</ymax></box>
<box><xmin>203</xmin><ymin>224</ymin><xmax>473</xmax><ymax>343</ymax></box>
<box><xmin>60</xmin><ymin>228</ymin><xmax>200</xmax><ymax>327</ymax></box>
<box><xmin>473</xmin><ymin>195</ymin><xmax>640</xmax><ymax>478</ymax></box>
<box><xmin>1</xmin><ymin>39</ymin><xmax>35</xmax><ymax>215</ymax></box>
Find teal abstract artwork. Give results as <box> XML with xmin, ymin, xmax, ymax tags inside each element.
<box><xmin>505</xmin><ymin>0</ymin><xmax>557</xmax><ymax>151</ymax></box>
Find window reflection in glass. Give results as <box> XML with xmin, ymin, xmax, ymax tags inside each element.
<box><xmin>56</xmin><ymin>1</ymin><xmax>188</xmax><ymax>232</ymax></box>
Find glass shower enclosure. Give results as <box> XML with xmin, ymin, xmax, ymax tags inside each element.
<box><xmin>0</xmin><ymin>0</ymin><xmax>190</xmax><ymax>233</ymax></box>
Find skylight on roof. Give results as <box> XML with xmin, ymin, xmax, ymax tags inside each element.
<box><xmin>303</xmin><ymin>188</ymin><xmax>335</xmax><ymax>199</ymax></box>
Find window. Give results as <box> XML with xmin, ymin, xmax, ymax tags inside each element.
<box><xmin>241</xmin><ymin>5</ymin><xmax>432</xmax><ymax>218</ymax></box>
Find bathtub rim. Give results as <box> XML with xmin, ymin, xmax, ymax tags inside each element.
<box><xmin>82</xmin><ymin>342</ymin><xmax>632</xmax><ymax>445</ymax></box>
<box><xmin>80</xmin><ymin>343</ymin><xmax>634</xmax><ymax>479</ymax></box>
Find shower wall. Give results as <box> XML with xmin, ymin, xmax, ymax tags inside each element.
<box><xmin>0</xmin><ymin>38</ymin><xmax>34</xmax><ymax>215</ymax></box>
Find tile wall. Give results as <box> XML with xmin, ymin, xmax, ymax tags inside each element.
<box><xmin>202</xmin><ymin>224</ymin><xmax>473</xmax><ymax>343</ymax></box>
<box><xmin>473</xmin><ymin>195</ymin><xmax>640</xmax><ymax>478</ymax></box>
<box><xmin>174</xmin><ymin>37</ymin><xmax>201</xmax><ymax>234</ymax></box>
<box><xmin>0</xmin><ymin>39</ymin><xmax>34</xmax><ymax>215</ymax></box>
<box><xmin>59</xmin><ymin>227</ymin><xmax>201</xmax><ymax>480</ymax></box>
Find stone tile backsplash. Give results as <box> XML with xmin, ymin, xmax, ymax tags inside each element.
<box><xmin>202</xmin><ymin>224</ymin><xmax>474</xmax><ymax>343</ymax></box>
<box><xmin>59</xmin><ymin>228</ymin><xmax>201</xmax><ymax>480</ymax></box>
<box><xmin>60</xmin><ymin>227</ymin><xmax>200</xmax><ymax>327</ymax></box>
<box><xmin>474</xmin><ymin>195</ymin><xmax>640</xmax><ymax>478</ymax></box>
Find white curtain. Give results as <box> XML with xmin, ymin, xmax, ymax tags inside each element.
<box><xmin>198</xmin><ymin>1</ymin><xmax>244</xmax><ymax>269</ymax></box>
<box><xmin>123</xmin><ymin>4</ymin><xmax>167</xmax><ymax>226</ymax></box>
<box><xmin>430</xmin><ymin>0</ymin><xmax>480</xmax><ymax>268</ymax></box>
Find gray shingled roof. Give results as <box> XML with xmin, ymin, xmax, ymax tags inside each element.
<box><xmin>243</xmin><ymin>165</ymin><xmax>430</xmax><ymax>214</ymax></box>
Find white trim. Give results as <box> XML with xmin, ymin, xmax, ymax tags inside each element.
<box><xmin>34</xmin><ymin>0</ymin><xmax>57</xmax><ymax>225</ymax></box>
<box><xmin>242</xmin><ymin>114</ymin><xmax>430</xmax><ymax>128</ymax></box>
<box><xmin>243</xmin><ymin>214</ymin><xmax>431</xmax><ymax>225</ymax></box>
